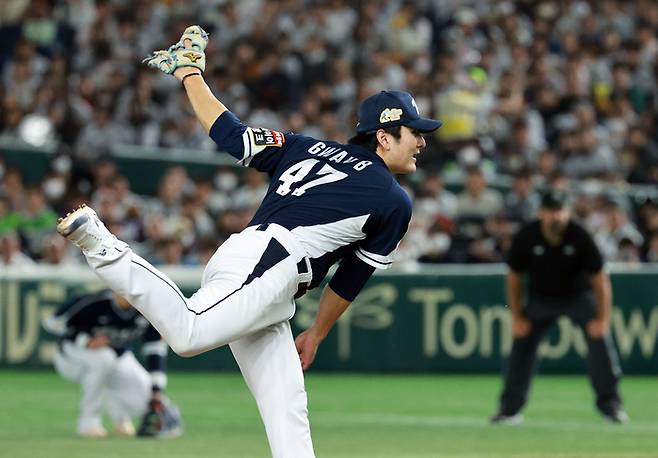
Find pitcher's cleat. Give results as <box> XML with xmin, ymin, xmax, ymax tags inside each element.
<box><xmin>57</xmin><ymin>205</ymin><xmax>120</xmax><ymax>256</ymax></box>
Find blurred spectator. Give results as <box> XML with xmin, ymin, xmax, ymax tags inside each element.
<box><xmin>387</xmin><ymin>0</ymin><xmax>432</xmax><ymax>56</ymax></box>
<box><xmin>457</xmin><ymin>165</ymin><xmax>504</xmax><ymax>219</ymax></box>
<box><xmin>161</xmin><ymin>110</ymin><xmax>214</xmax><ymax>151</ymax></box>
<box><xmin>112</xmin><ymin>175</ymin><xmax>143</xmax><ymax>219</ymax></box>
<box><xmin>149</xmin><ymin>237</ymin><xmax>186</xmax><ymax>266</ymax></box>
<box><xmin>1</xmin><ymin>0</ymin><xmax>658</xmax><ymax>266</ymax></box>
<box><xmin>75</xmin><ymin>105</ymin><xmax>128</xmax><ymax>160</ymax></box>
<box><xmin>216</xmin><ymin>207</ymin><xmax>251</xmax><ymax>240</ymax></box>
<box><xmin>232</xmin><ymin>168</ymin><xmax>268</xmax><ymax>210</ymax></box>
<box><xmin>192</xmin><ymin>236</ymin><xmax>222</xmax><ymax>266</ymax></box>
<box><xmin>396</xmin><ymin>215</ymin><xmax>453</xmax><ymax>269</ymax></box>
<box><xmin>114</xmin><ymin>69</ymin><xmax>161</xmax><ymax>147</ymax></box>
<box><xmin>505</xmin><ymin>168</ymin><xmax>540</xmax><ymax>224</ymax></box>
<box><xmin>41</xmin><ymin>171</ymin><xmax>69</xmax><ymax>208</ymax></box>
<box><xmin>398</xmin><ymin>172</ymin><xmax>456</xmax><ymax>268</ymax></box>
<box><xmin>594</xmin><ymin>197</ymin><xmax>644</xmax><ymax>261</ymax></box>
<box><xmin>0</xmin><ymin>195</ymin><xmax>21</xmax><ymax>233</ymax></box>
<box><xmin>207</xmin><ymin>167</ymin><xmax>241</xmax><ymax>213</ymax></box>
<box><xmin>19</xmin><ymin>186</ymin><xmax>58</xmax><ymax>258</ymax></box>
<box><xmin>637</xmin><ymin>199</ymin><xmax>658</xmax><ymax>235</ymax></box>
<box><xmin>1</xmin><ymin>230</ymin><xmax>35</xmax><ymax>267</ymax></box>
<box><xmin>414</xmin><ymin>172</ymin><xmax>458</xmax><ymax>221</ymax></box>
<box><xmin>0</xmin><ymin>96</ymin><xmax>25</xmax><ymax>141</ymax></box>
<box><xmin>181</xmin><ymin>193</ymin><xmax>215</xmax><ymax>242</ymax></box>
<box><xmin>616</xmin><ymin>237</ymin><xmax>642</xmax><ymax>265</ymax></box>
<box><xmin>643</xmin><ymin>232</ymin><xmax>658</xmax><ymax>263</ymax></box>
<box><xmin>142</xmin><ymin>166</ymin><xmax>192</xmax><ymax>248</ymax></box>
<box><xmin>41</xmin><ymin>232</ymin><xmax>81</xmax><ymax>265</ymax></box>
<box><xmin>562</xmin><ymin>128</ymin><xmax>618</xmax><ymax>179</ymax></box>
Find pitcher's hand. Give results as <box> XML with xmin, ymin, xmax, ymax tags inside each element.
<box><xmin>143</xmin><ymin>25</ymin><xmax>208</xmax><ymax>75</ymax></box>
<box><xmin>295</xmin><ymin>330</ymin><xmax>323</xmax><ymax>371</ymax></box>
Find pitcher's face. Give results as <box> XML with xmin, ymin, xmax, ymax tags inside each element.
<box><xmin>381</xmin><ymin>126</ymin><xmax>427</xmax><ymax>174</ymax></box>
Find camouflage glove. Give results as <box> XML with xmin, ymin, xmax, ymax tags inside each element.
<box><xmin>142</xmin><ymin>25</ymin><xmax>209</xmax><ymax>74</ymax></box>
<box><xmin>137</xmin><ymin>396</ymin><xmax>183</xmax><ymax>439</ymax></box>
<box><xmin>179</xmin><ymin>25</ymin><xmax>209</xmax><ymax>51</ymax></box>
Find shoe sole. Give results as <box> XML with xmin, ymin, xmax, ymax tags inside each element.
<box><xmin>57</xmin><ymin>205</ymin><xmax>91</xmax><ymax>237</ymax></box>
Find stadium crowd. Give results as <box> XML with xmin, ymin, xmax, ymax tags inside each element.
<box><xmin>1</xmin><ymin>0</ymin><xmax>658</xmax><ymax>268</ymax></box>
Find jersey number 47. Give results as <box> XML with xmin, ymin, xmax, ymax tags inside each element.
<box><xmin>276</xmin><ymin>159</ymin><xmax>348</xmax><ymax>197</ymax></box>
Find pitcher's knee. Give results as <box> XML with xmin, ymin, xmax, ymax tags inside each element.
<box><xmin>168</xmin><ymin>339</ymin><xmax>205</xmax><ymax>358</ymax></box>
<box><xmin>169</xmin><ymin>342</ymin><xmax>200</xmax><ymax>358</ymax></box>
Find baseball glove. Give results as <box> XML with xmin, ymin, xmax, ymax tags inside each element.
<box><xmin>137</xmin><ymin>395</ymin><xmax>183</xmax><ymax>439</ymax></box>
<box><xmin>143</xmin><ymin>25</ymin><xmax>209</xmax><ymax>74</ymax></box>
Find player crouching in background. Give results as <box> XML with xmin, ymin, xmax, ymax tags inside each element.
<box><xmin>42</xmin><ymin>289</ymin><xmax>182</xmax><ymax>438</ymax></box>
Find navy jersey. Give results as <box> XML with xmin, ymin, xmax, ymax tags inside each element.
<box><xmin>43</xmin><ymin>289</ymin><xmax>167</xmax><ymax>385</ymax></box>
<box><xmin>210</xmin><ymin>112</ymin><xmax>412</xmax><ymax>290</ymax></box>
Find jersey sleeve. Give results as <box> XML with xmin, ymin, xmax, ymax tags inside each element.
<box><xmin>208</xmin><ymin>111</ymin><xmax>294</xmax><ymax>174</ymax></box>
<box><xmin>356</xmin><ymin>191</ymin><xmax>412</xmax><ymax>270</ymax></box>
<box><xmin>329</xmin><ymin>253</ymin><xmax>377</xmax><ymax>301</ymax></box>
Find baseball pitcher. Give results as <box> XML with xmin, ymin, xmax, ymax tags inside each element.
<box><xmin>56</xmin><ymin>26</ymin><xmax>441</xmax><ymax>457</ymax></box>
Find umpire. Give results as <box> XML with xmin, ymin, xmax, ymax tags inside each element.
<box><xmin>491</xmin><ymin>188</ymin><xmax>628</xmax><ymax>424</ymax></box>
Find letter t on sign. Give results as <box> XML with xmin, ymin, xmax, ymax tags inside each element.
<box><xmin>408</xmin><ymin>288</ymin><xmax>455</xmax><ymax>357</ymax></box>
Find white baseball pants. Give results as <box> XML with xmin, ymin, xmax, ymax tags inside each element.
<box><xmin>53</xmin><ymin>343</ymin><xmax>151</xmax><ymax>433</ymax></box>
<box><xmin>84</xmin><ymin>223</ymin><xmax>315</xmax><ymax>458</ymax></box>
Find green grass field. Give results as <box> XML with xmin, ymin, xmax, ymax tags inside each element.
<box><xmin>1</xmin><ymin>370</ymin><xmax>656</xmax><ymax>458</ymax></box>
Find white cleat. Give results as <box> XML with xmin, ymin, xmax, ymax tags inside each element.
<box><xmin>57</xmin><ymin>204</ymin><xmax>118</xmax><ymax>256</ymax></box>
<box><xmin>601</xmin><ymin>409</ymin><xmax>630</xmax><ymax>424</ymax></box>
<box><xmin>490</xmin><ymin>413</ymin><xmax>524</xmax><ymax>425</ymax></box>
<box><xmin>78</xmin><ymin>425</ymin><xmax>109</xmax><ymax>438</ymax></box>
<box><xmin>114</xmin><ymin>419</ymin><xmax>136</xmax><ymax>437</ymax></box>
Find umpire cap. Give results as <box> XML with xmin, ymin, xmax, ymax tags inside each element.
<box><xmin>540</xmin><ymin>188</ymin><xmax>570</xmax><ymax>210</ymax></box>
<box><xmin>355</xmin><ymin>91</ymin><xmax>443</xmax><ymax>135</ymax></box>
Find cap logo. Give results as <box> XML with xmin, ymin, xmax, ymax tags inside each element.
<box><xmin>411</xmin><ymin>97</ymin><xmax>419</xmax><ymax>115</ymax></box>
<box><xmin>380</xmin><ymin>108</ymin><xmax>403</xmax><ymax>123</ymax></box>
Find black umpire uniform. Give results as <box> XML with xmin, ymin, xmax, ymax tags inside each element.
<box><xmin>492</xmin><ymin>189</ymin><xmax>628</xmax><ymax>424</ymax></box>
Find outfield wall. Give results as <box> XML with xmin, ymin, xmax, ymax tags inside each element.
<box><xmin>1</xmin><ymin>265</ymin><xmax>657</xmax><ymax>373</ymax></box>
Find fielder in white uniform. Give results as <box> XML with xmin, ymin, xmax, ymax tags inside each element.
<box><xmin>43</xmin><ymin>290</ymin><xmax>169</xmax><ymax>438</ymax></box>
<box><xmin>56</xmin><ymin>26</ymin><xmax>442</xmax><ymax>457</ymax></box>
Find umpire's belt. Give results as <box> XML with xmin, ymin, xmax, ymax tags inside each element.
<box><xmin>256</xmin><ymin>223</ymin><xmax>312</xmax><ymax>299</ymax></box>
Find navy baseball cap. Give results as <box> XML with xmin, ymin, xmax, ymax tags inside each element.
<box><xmin>355</xmin><ymin>90</ymin><xmax>443</xmax><ymax>135</ymax></box>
